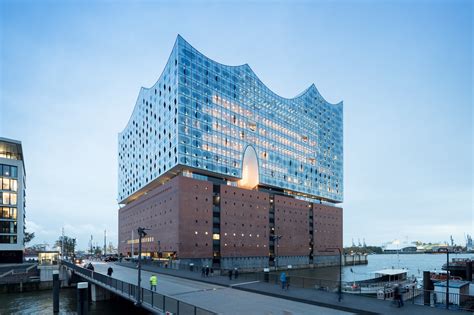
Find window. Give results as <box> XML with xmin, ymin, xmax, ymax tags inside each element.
<box><xmin>1</xmin><ymin>165</ymin><xmax>10</xmax><ymax>177</ymax></box>
<box><xmin>2</xmin><ymin>178</ymin><xmax>10</xmax><ymax>190</ymax></box>
<box><xmin>248</xmin><ymin>121</ymin><xmax>257</xmax><ymax>132</ymax></box>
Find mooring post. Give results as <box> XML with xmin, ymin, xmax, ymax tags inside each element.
<box><xmin>53</xmin><ymin>270</ymin><xmax>60</xmax><ymax>313</ymax></box>
<box><xmin>77</xmin><ymin>282</ymin><xmax>89</xmax><ymax>315</ymax></box>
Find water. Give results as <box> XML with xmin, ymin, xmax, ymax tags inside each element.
<box><xmin>1</xmin><ymin>254</ymin><xmax>472</xmax><ymax>313</ymax></box>
<box><xmin>286</xmin><ymin>253</ymin><xmax>474</xmax><ymax>283</ymax></box>
<box><xmin>0</xmin><ymin>288</ymin><xmax>151</xmax><ymax>315</ymax></box>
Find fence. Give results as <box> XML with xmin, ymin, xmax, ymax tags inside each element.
<box><xmin>63</xmin><ymin>261</ymin><xmax>217</xmax><ymax>315</ymax></box>
<box><xmin>233</xmin><ymin>271</ymin><xmax>474</xmax><ymax>312</ymax></box>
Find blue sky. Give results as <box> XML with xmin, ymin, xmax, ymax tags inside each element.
<box><xmin>1</xmin><ymin>0</ymin><xmax>472</xmax><ymax>250</ymax></box>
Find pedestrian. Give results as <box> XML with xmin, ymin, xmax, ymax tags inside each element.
<box><xmin>228</xmin><ymin>269</ymin><xmax>233</xmax><ymax>280</ymax></box>
<box><xmin>201</xmin><ymin>267</ymin><xmax>205</xmax><ymax>277</ymax></box>
<box><xmin>205</xmin><ymin>266</ymin><xmax>210</xmax><ymax>277</ymax></box>
<box><xmin>234</xmin><ymin>268</ymin><xmax>239</xmax><ymax>280</ymax></box>
<box><xmin>280</xmin><ymin>272</ymin><xmax>287</xmax><ymax>290</ymax></box>
<box><xmin>107</xmin><ymin>266</ymin><xmax>113</xmax><ymax>277</ymax></box>
<box><xmin>210</xmin><ymin>268</ymin><xmax>214</xmax><ymax>276</ymax></box>
<box><xmin>86</xmin><ymin>263</ymin><xmax>94</xmax><ymax>272</ymax></box>
<box><xmin>393</xmin><ymin>284</ymin><xmax>404</xmax><ymax>307</ymax></box>
<box><xmin>150</xmin><ymin>274</ymin><xmax>157</xmax><ymax>291</ymax></box>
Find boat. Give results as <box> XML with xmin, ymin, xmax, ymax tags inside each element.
<box><xmin>343</xmin><ymin>268</ymin><xmax>417</xmax><ymax>296</ymax></box>
<box><xmin>430</xmin><ymin>270</ymin><xmax>462</xmax><ymax>282</ymax></box>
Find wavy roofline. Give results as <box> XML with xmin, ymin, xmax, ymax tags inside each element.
<box><xmin>119</xmin><ymin>35</ymin><xmax>343</xmax><ymax>136</ymax></box>
<box><xmin>119</xmin><ymin>36</ymin><xmax>180</xmax><ymax>136</ymax></box>
<box><xmin>177</xmin><ymin>35</ymin><xmax>342</xmax><ymax>106</ymax></box>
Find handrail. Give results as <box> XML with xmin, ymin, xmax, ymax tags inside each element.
<box><xmin>63</xmin><ymin>260</ymin><xmax>217</xmax><ymax>315</ymax></box>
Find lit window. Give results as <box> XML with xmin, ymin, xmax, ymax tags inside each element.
<box><xmin>248</xmin><ymin>121</ymin><xmax>257</xmax><ymax>132</ymax></box>
<box><xmin>212</xmin><ymin>234</ymin><xmax>220</xmax><ymax>240</ymax></box>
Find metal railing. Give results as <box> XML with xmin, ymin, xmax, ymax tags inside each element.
<box><xmin>63</xmin><ymin>261</ymin><xmax>217</xmax><ymax>315</ymax></box>
<box><xmin>231</xmin><ymin>271</ymin><xmax>474</xmax><ymax>312</ymax></box>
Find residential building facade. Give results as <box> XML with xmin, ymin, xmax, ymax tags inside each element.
<box><xmin>0</xmin><ymin>138</ymin><xmax>26</xmax><ymax>263</ymax></box>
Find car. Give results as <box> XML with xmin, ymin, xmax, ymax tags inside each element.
<box><xmin>104</xmin><ymin>256</ymin><xmax>118</xmax><ymax>262</ymax></box>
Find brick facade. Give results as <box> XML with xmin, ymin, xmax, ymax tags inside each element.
<box><xmin>118</xmin><ymin>175</ymin><xmax>343</xmax><ymax>268</ymax></box>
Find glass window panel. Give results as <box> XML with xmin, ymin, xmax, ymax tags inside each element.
<box><xmin>2</xmin><ymin>165</ymin><xmax>10</xmax><ymax>177</ymax></box>
<box><xmin>11</xmin><ymin>166</ymin><xmax>17</xmax><ymax>178</ymax></box>
<box><xmin>1</xmin><ymin>207</ymin><xmax>8</xmax><ymax>218</ymax></box>
<box><xmin>10</xmin><ymin>193</ymin><xmax>16</xmax><ymax>205</ymax></box>
<box><xmin>2</xmin><ymin>178</ymin><xmax>10</xmax><ymax>190</ymax></box>
<box><xmin>2</xmin><ymin>193</ymin><xmax>9</xmax><ymax>205</ymax></box>
<box><xmin>10</xmin><ymin>208</ymin><xmax>17</xmax><ymax>220</ymax></box>
<box><xmin>11</xmin><ymin>179</ymin><xmax>17</xmax><ymax>192</ymax></box>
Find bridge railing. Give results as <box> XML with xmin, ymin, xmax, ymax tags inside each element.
<box><xmin>63</xmin><ymin>260</ymin><xmax>217</xmax><ymax>315</ymax></box>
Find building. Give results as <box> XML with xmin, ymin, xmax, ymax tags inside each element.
<box><xmin>118</xmin><ymin>36</ymin><xmax>343</xmax><ymax>269</ymax></box>
<box><xmin>0</xmin><ymin>138</ymin><xmax>26</xmax><ymax>263</ymax></box>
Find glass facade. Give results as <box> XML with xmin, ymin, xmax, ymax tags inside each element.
<box><xmin>119</xmin><ymin>36</ymin><xmax>343</xmax><ymax>204</ymax></box>
<box><xmin>0</xmin><ymin>163</ymin><xmax>19</xmax><ymax>243</ymax></box>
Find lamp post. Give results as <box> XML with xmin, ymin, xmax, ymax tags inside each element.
<box><xmin>324</xmin><ymin>247</ymin><xmax>342</xmax><ymax>302</ymax></box>
<box><xmin>271</xmin><ymin>235</ymin><xmax>283</xmax><ymax>270</ymax></box>
<box><xmin>446</xmin><ymin>250</ymin><xmax>450</xmax><ymax>309</ymax></box>
<box><xmin>135</xmin><ymin>227</ymin><xmax>150</xmax><ymax>306</ymax></box>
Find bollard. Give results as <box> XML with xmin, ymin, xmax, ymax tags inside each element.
<box><xmin>263</xmin><ymin>268</ymin><xmax>270</xmax><ymax>283</ymax></box>
<box><xmin>423</xmin><ymin>271</ymin><xmax>433</xmax><ymax>306</ymax></box>
<box><xmin>53</xmin><ymin>270</ymin><xmax>60</xmax><ymax>313</ymax></box>
<box><xmin>77</xmin><ymin>282</ymin><xmax>89</xmax><ymax>315</ymax></box>
<box><xmin>466</xmin><ymin>261</ymin><xmax>472</xmax><ymax>282</ymax></box>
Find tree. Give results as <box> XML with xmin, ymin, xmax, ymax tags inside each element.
<box><xmin>55</xmin><ymin>236</ymin><xmax>76</xmax><ymax>258</ymax></box>
<box><xmin>93</xmin><ymin>246</ymin><xmax>102</xmax><ymax>256</ymax></box>
<box><xmin>24</xmin><ymin>232</ymin><xmax>35</xmax><ymax>245</ymax></box>
<box><xmin>107</xmin><ymin>242</ymin><xmax>117</xmax><ymax>255</ymax></box>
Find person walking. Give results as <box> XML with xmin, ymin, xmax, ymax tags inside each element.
<box><xmin>280</xmin><ymin>272</ymin><xmax>287</xmax><ymax>290</ymax></box>
<box><xmin>149</xmin><ymin>274</ymin><xmax>157</xmax><ymax>291</ymax></box>
<box><xmin>393</xmin><ymin>284</ymin><xmax>404</xmax><ymax>307</ymax></box>
<box><xmin>228</xmin><ymin>269</ymin><xmax>233</xmax><ymax>280</ymax></box>
<box><xmin>107</xmin><ymin>266</ymin><xmax>113</xmax><ymax>277</ymax></box>
<box><xmin>205</xmin><ymin>266</ymin><xmax>210</xmax><ymax>277</ymax></box>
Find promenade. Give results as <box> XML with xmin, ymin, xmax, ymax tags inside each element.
<box><xmin>111</xmin><ymin>261</ymin><xmax>469</xmax><ymax>315</ymax></box>
<box><xmin>89</xmin><ymin>261</ymin><xmax>352</xmax><ymax>314</ymax></box>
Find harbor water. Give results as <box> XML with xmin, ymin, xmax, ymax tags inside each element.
<box><xmin>0</xmin><ymin>253</ymin><xmax>472</xmax><ymax>313</ymax></box>
<box><xmin>0</xmin><ymin>287</ymin><xmax>151</xmax><ymax>315</ymax></box>
<box><xmin>288</xmin><ymin>253</ymin><xmax>474</xmax><ymax>282</ymax></box>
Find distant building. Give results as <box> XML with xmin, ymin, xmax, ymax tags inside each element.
<box><xmin>118</xmin><ymin>36</ymin><xmax>344</xmax><ymax>269</ymax></box>
<box><xmin>0</xmin><ymin>138</ymin><xmax>26</xmax><ymax>263</ymax></box>
<box><xmin>382</xmin><ymin>241</ymin><xmax>417</xmax><ymax>253</ymax></box>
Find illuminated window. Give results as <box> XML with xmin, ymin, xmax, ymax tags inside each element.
<box><xmin>212</xmin><ymin>234</ymin><xmax>220</xmax><ymax>240</ymax></box>
<box><xmin>248</xmin><ymin>121</ymin><xmax>257</xmax><ymax>132</ymax></box>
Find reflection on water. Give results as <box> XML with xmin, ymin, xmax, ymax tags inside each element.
<box><xmin>285</xmin><ymin>253</ymin><xmax>474</xmax><ymax>282</ymax></box>
<box><xmin>0</xmin><ymin>288</ymin><xmax>151</xmax><ymax>315</ymax></box>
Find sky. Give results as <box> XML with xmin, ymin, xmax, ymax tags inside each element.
<box><xmin>0</xmin><ymin>0</ymin><xmax>472</xmax><ymax>250</ymax></box>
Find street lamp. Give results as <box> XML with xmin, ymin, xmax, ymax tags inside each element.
<box><xmin>271</xmin><ymin>235</ymin><xmax>283</xmax><ymax>270</ymax></box>
<box><xmin>446</xmin><ymin>250</ymin><xmax>450</xmax><ymax>309</ymax></box>
<box><xmin>322</xmin><ymin>247</ymin><xmax>342</xmax><ymax>302</ymax></box>
<box><xmin>135</xmin><ymin>227</ymin><xmax>150</xmax><ymax>306</ymax></box>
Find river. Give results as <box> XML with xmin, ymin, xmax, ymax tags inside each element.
<box><xmin>1</xmin><ymin>253</ymin><xmax>472</xmax><ymax>313</ymax></box>
<box><xmin>286</xmin><ymin>253</ymin><xmax>474</xmax><ymax>283</ymax></box>
<box><xmin>0</xmin><ymin>287</ymin><xmax>151</xmax><ymax>315</ymax></box>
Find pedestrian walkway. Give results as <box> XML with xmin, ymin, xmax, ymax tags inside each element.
<box><xmin>118</xmin><ymin>262</ymin><xmax>469</xmax><ymax>315</ymax></box>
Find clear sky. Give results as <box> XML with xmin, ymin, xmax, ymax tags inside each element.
<box><xmin>0</xmin><ymin>0</ymin><xmax>472</xmax><ymax>250</ymax></box>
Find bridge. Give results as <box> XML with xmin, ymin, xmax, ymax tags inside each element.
<box><xmin>62</xmin><ymin>260</ymin><xmax>353</xmax><ymax>314</ymax></box>
<box><xmin>62</xmin><ymin>260</ymin><xmax>216</xmax><ymax>314</ymax></box>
